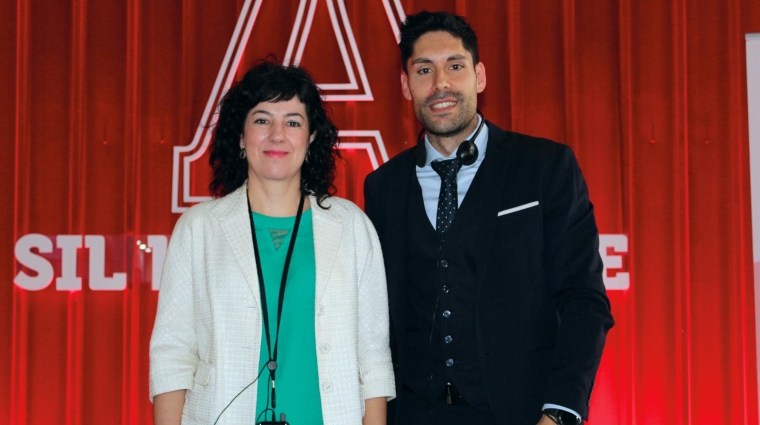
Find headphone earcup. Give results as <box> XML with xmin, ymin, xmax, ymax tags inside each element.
<box><xmin>457</xmin><ymin>140</ymin><xmax>478</xmax><ymax>166</ymax></box>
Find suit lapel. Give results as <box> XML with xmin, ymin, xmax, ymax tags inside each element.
<box><xmin>215</xmin><ymin>184</ymin><xmax>261</xmax><ymax>308</ymax></box>
<box><xmin>471</xmin><ymin>123</ymin><xmax>515</xmax><ymax>294</ymax></box>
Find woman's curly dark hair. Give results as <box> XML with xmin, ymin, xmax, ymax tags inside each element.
<box><xmin>209</xmin><ymin>62</ymin><xmax>340</xmax><ymax>208</ymax></box>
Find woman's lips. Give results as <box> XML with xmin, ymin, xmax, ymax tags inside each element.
<box><xmin>264</xmin><ymin>150</ymin><xmax>288</xmax><ymax>158</ymax></box>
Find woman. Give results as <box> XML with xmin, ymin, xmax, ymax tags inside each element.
<box><xmin>149</xmin><ymin>63</ymin><xmax>394</xmax><ymax>425</ymax></box>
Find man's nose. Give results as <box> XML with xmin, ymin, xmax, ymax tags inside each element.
<box><xmin>434</xmin><ymin>71</ymin><xmax>450</xmax><ymax>92</ymax></box>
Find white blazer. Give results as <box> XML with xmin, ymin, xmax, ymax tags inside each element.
<box><xmin>149</xmin><ymin>185</ymin><xmax>395</xmax><ymax>425</ymax></box>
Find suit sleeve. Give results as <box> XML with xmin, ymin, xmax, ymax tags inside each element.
<box><xmin>363</xmin><ymin>172</ymin><xmax>382</xmax><ymax>232</ymax></box>
<box><xmin>542</xmin><ymin>146</ymin><xmax>614</xmax><ymax>419</ymax></box>
<box><xmin>149</xmin><ymin>213</ymin><xmax>200</xmax><ymax>401</ymax></box>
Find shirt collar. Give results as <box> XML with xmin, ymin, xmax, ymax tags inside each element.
<box><xmin>422</xmin><ymin>115</ymin><xmax>488</xmax><ymax>167</ymax></box>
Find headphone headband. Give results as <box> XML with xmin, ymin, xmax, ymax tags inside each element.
<box><xmin>415</xmin><ymin>113</ymin><xmax>485</xmax><ymax>167</ymax></box>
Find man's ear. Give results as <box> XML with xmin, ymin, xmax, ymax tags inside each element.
<box><xmin>476</xmin><ymin>62</ymin><xmax>486</xmax><ymax>93</ymax></box>
<box><xmin>400</xmin><ymin>71</ymin><xmax>412</xmax><ymax>100</ymax></box>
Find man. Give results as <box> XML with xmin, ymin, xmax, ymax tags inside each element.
<box><xmin>364</xmin><ymin>11</ymin><xmax>614</xmax><ymax>425</ymax></box>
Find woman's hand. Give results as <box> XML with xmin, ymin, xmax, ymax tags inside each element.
<box><xmin>362</xmin><ymin>397</ymin><xmax>387</xmax><ymax>425</ymax></box>
<box><xmin>153</xmin><ymin>390</ymin><xmax>186</xmax><ymax>425</ymax></box>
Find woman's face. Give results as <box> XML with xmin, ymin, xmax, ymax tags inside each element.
<box><xmin>240</xmin><ymin>97</ymin><xmax>315</xmax><ymax>184</ymax></box>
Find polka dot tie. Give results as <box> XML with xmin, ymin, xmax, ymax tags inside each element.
<box><xmin>431</xmin><ymin>158</ymin><xmax>463</xmax><ymax>237</ymax></box>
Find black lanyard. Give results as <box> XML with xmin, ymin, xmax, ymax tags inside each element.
<box><xmin>247</xmin><ymin>193</ymin><xmax>306</xmax><ymax>411</ymax></box>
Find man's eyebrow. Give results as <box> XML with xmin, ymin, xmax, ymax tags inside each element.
<box><xmin>411</xmin><ymin>54</ymin><xmax>467</xmax><ymax>65</ymax></box>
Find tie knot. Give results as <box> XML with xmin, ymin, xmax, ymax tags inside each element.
<box><xmin>431</xmin><ymin>158</ymin><xmax>461</xmax><ymax>180</ymax></box>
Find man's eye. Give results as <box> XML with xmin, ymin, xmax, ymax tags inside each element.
<box><xmin>451</xmin><ymin>64</ymin><xmax>463</xmax><ymax>70</ymax></box>
<box><xmin>417</xmin><ymin>68</ymin><xmax>431</xmax><ymax>75</ymax></box>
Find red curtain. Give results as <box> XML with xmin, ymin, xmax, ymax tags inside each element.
<box><xmin>2</xmin><ymin>0</ymin><xmax>759</xmax><ymax>423</ymax></box>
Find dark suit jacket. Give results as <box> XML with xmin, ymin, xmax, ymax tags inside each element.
<box><xmin>363</xmin><ymin>122</ymin><xmax>614</xmax><ymax>424</ymax></box>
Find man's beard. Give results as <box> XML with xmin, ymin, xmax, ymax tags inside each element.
<box><xmin>416</xmin><ymin>91</ymin><xmax>476</xmax><ymax>138</ymax></box>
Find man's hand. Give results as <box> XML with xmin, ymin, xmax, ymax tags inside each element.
<box><xmin>536</xmin><ymin>414</ymin><xmax>558</xmax><ymax>425</ymax></box>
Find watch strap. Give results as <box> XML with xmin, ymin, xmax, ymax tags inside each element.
<box><xmin>543</xmin><ymin>408</ymin><xmax>582</xmax><ymax>425</ymax></box>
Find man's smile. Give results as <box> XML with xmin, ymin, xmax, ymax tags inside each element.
<box><xmin>430</xmin><ymin>101</ymin><xmax>457</xmax><ymax>110</ymax></box>
<box><xmin>426</xmin><ymin>93</ymin><xmax>461</xmax><ymax>113</ymax></box>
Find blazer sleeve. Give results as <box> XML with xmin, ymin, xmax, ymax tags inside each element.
<box><xmin>355</xmin><ymin>212</ymin><xmax>396</xmax><ymax>401</ymax></box>
<box><xmin>542</xmin><ymin>146</ymin><xmax>614</xmax><ymax>419</ymax></box>
<box><xmin>149</xmin><ymin>213</ymin><xmax>200</xmax><ymax>401</ymax></box>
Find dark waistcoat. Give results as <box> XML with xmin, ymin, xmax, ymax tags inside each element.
<box><xmin>401</xmin><ymin>175</ymin><xmax>486</xmax><ymax>406</ymax></box>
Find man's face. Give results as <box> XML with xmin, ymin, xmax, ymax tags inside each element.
<box><xmin>401</xmin><ymin>31</ymin><xmax>486</xmax><ymax>138</ymax></box>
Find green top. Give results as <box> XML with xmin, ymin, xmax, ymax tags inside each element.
<box><xmin>253</xmin><ymin>209</ymin><xmax>323</xmax><ymax>424</ymax></box>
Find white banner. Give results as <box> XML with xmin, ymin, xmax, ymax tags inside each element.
<box><xmin>746</xmin><ymin>32</ymin><xmax>760</xmax><ymax>417</ymax></box>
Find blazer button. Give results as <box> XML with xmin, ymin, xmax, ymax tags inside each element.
<box><xmin>446</xmin><ymin>359</ymin><xmax>454</xmax><ymax>367</ymax></box>
<box><xmin>444</xmin><ymin>335</ymin><xmax>453</xmax><ymax>344</ymax></box>
<box><xmin>442</xmin><ymin>310</ymin><xmax>451</xmax><ymax>318</ymax></box>
<box><xmin>440</xmin><ymin>260</ymin><xmax>449</xmax><ymax>268</ymax></box>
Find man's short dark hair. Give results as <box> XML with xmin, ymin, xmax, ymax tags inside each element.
<box><xmin>398</xmin><ymin>11</ymin><xmax>479</xmax><ymax>73</ymax></box>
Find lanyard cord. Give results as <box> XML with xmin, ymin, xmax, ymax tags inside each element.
<box><xmin>247</xmin><ymin>192</ymin><xmax>306</xmax><ymax>413</ymax></box>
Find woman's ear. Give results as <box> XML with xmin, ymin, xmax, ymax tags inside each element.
<box><xmin>310</xmin><ymin>132</ymin><xmax>316</xmax><ymax>144</ymax></box>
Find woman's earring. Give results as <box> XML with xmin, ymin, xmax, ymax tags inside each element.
<box><xmin>239</xmin><ymin>148</ymin><xmax>246</xmax><ymax>159</ymax></box>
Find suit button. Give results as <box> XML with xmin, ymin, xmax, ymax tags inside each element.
<box><xmin>446</xmin><ymin>359</ymin><xmax>454</xmax><ymax>367</ymax></box>
<box><xmin>320</xmin><ymin>344</ymin><xmax>331</xmax><ymax>354</ymax></box>
<box><xmin>317</xmin><ymin>304</ymin><xmax>325</xmax><ymax>316</ymax></box>
<box><xmin>442</xmin><ymin>310</ymin><xmax>451</xmax><ymax>318</ymax></box>
<box><xmin>444</xmin><ymin>335</ymin><xmax>453</xmax><ymax>343</ymax></box>
<box><xmin>440</xmin><ymin>260</ymin><xmax>448</xmax><ymax>268</ymax></box>
<box><xmin>442</xmin><ymin>285</ymin><xmax>450</xmax><ymax>293</ymax></box>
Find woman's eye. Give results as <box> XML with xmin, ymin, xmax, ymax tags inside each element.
<box><xmin>287</xmin><ymin>121</ymin><xmax>302</xmax><ymax>127</ymax></box>
<box><xmin>253</xmin><ymin>118</ymin><xmax>268</xmax><ymax>124</ymax></box>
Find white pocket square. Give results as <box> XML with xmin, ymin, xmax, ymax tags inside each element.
<box><xmin>497</xmin><ymin>201</ymin><xmax>539</xmax><ymax>217</ymax></box>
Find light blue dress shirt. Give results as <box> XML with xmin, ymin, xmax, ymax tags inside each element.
<box><xmin>416</xmin><ymin>115</ymin><xmax>489</xmax><ymax>228</ymax></box>
<box><xmin>414</xmin><ymin>116</ymin><xmax>581</xmax><ymax>422</ymax></box>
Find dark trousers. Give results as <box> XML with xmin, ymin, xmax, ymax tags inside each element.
<box><xmin>394</xmin><ymin>386</ymin><xmax>495</xmax><ymax>425</ymax></box>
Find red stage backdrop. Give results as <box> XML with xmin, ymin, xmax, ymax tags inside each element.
<box><xmin>2</xmin><ymin>0</ymin><xmax>760</xmax><ymax>424</ymax></box>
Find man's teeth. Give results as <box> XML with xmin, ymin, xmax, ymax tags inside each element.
<box><xmin>431</xmin><ymin>101</ymin><xmax>456</xmax><ymax>109</ymax></box>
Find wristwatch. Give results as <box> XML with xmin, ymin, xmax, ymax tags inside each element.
<box><xmin>543</xmin><ymin>408</ymin><xmax>582</xmax><ymax>425</ymax></box>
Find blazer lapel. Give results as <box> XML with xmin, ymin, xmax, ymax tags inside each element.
<box><xmin>311</xmin><ymin>196</ymin><xmax>344</xmax><ymax>305</ymax></box>
<box><xmin>214</xmin><ymin>184</ymin><xmax>261</xmax><ymax>308</ymax></box>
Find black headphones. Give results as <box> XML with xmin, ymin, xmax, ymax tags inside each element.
<box><xmin>415</xmin><ymin>113</ymin><xmax>486</xmax><ymax>168</ymax></box>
